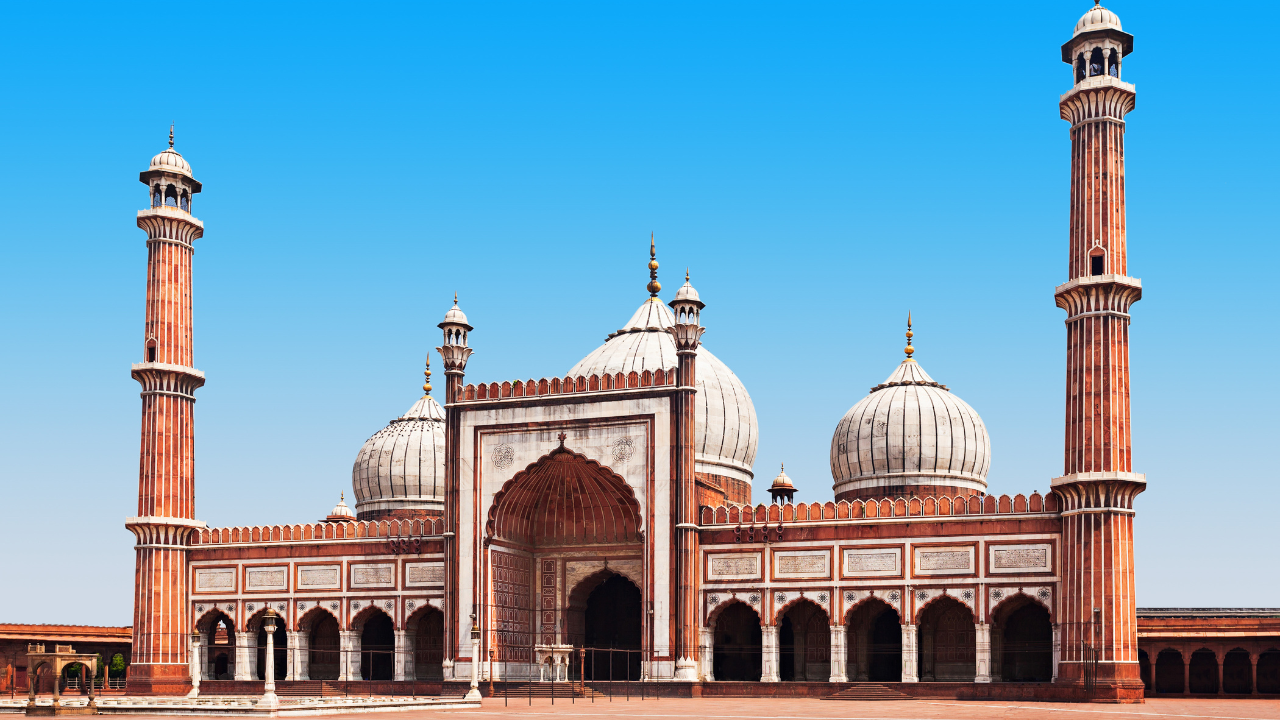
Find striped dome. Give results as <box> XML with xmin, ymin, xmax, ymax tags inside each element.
<box><xmin>830</xmin><ymin>358</ymin><xmax>990</xmax><ymax>499</ymax></box>
<box><xmin>568</xmin><ymin>298</ymin><xmax>758</xmax><ymax>484</ymax></box>
<box><xmin>351</xmin><ymin>393</ymin><xmax>446</xmax><ymax>517</ymax></box>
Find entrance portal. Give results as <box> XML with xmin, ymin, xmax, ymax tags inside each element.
<box><xmin>713</xmin><ymin>602</ymin><xmax>762</xmax><ymax>681</ymax></box>
<box><xmin>574</xmin><ymin>572</ymin><xmax>641</xmax><ymax>680</ymax></box>
<box><xmin>359</xmin><ymin>612</ymin><xmax>395</xmax><ymax>681</ymax></box>
<box><xmin>994</xmin><ymin>597</ymin><xmax>1052</xmax><ymax>682</ymax></box>
<box><xmin>778</xmin><ymin>600</ymin><xmax>829</xmax><ymax>681</ymax></box>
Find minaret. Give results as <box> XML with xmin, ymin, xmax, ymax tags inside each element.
<box><xmin>436</xmin><ymin>295</ymin><xmax>472</xmax><ymax>679</ymax></box>
<box><xmin>125</xmin><ymin>127</ymin><xmax>206</xmax><ymax>695</ymax></box>
<box><xmin>668</xmin><ymin>261</ymin><xmax>704</xmax><ymax>681</ymax></box>
<box><xmin>768</xmin><ymin>464</ymin><xmax>795</xmax><ymax>505</ymax></box>
<box><xmin>1051</xmin><ymin>3</ymin><xmax>1145</xmax><ymax>699</ymax></box>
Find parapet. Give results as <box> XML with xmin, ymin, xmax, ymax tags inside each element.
<box><xmin>192</xmin><ymin>517</ymin><xmax>444</xmax><ymax>546</ymax></box>
<box><xmin>699</xmin><ymin>491</ymin><xmax>1059</xmax><ymax>526</ymax></box>
<box><xmin>459</xmin><ymin>369</ymin><xmax>677</xmax><ymax>402</ymax></box>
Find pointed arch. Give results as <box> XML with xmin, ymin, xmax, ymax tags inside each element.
<box><xmin>297</xmin><ymin>605</ymin><xmax>339</xmax><ymax>633</ymax></box>
<box><xmin>486</xmin><ymin>442</ymin><xmax>643</xmax><ymax>547</ymax></box>
<box><xmin>349</xmin><ymin>603</ymin><xmax>395</xmax><ymax>632</ymax></box>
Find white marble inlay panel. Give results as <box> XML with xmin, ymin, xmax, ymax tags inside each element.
<box><xmin>246</xmin><ymin>566</ymin><xmax>288</xmax><ymax>590</ymax></box>
<box><xmin>843</xmin><ymin>548</ymin><xmax>901</xmax><ymax>577</ymax></box>
<box><xmin>988</xmin><ymin>543</ymin><xmax>1052</xmax><ymax>574</ymax></box>
<box><xmin>772</xmin><ymin>549</ymin><xmax>830</xmax><ymax>579</ymax></box>
<box><xmin>913</xmin><ymin>546</ymin><xmax>975</xmax><ymax>576</ymax></box>
<box><xmin>298</xmin><ymin>565</ymin><xmax>342</xmax><ymax>589</ymax></box>
<box><xmin>707</xmin><ymin>553</ymin><xmax>761</xmax><ymax>580</ymax></box>
<box><xmin>351</xmin><ymin>563</ymin><xmax>396</xmax><ymax>588</ymax></box>
<box><xmin>405</xmin><ymin>562</ymin><xmax>445</xmax><ymax>587</ymax></box>
<box><xmin>195</xmin><ymin>569</ymin><xmax>235</xmax><ymax>592</ymax></box>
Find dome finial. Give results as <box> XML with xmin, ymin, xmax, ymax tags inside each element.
<box><xmin>169</xmin><ymin>123</ymin><xmax>174</xmax><ymax>149</ymax></box>
<box><xmin>646</xmin><ymin>233</ymin><xmax>661</xmax><ymax>298</ymax></box>
<box><xmin>904</xmin><ymin>311</ymin><xmax>915</xmax><ymax>360</ymax></box>
<box><xmin>422</xmin><ymin>352</ymin><xmax>433</xmax><ymax>394</ymax></box>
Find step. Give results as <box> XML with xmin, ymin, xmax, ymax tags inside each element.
<box><xmin>499</xmin><ymin>683</ymin><xmax>605</xmax><ymax>698</ymax></box>
<box><xmin>822</xmin><ymin>684</ymin><xmax>914</xmax><ymax>701</ymax></box>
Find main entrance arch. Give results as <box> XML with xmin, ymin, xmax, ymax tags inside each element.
<box><xmin>485</xmin><ymin>439</ymin><xmax>646</xmax><ymax>679</ymax></box>
<box><xmin>846</xmin><ymin>598</ymin><xmax>901</xmax><ymax>682</ymax></box>
<box><xmin>712</xmin><ymin>602</ymin><xmax>762</xmax><ymax>681</ymax></box>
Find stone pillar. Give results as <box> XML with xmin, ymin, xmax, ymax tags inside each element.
<box><xmin>761</xmin><ymin>625</ymin><xmax>780</xmax><ymax>682</ymax></box>
<box><xmin>188</xmin><ymin>634</ymin><xmax>202</xmax><ymax>697</ymax></box>
<box><xmin>340</xmin><ymin>631</ymin><xmax>360</xmax><ymax>681</ymax></box>
<box><xmin>1252</xmin><ymin>652</ymin><xmax>1259</xmax><ymax>696</ymax></box>
<box><xmin>295</xmin><ymin>633</ymin><xmax>310</xmax><ymax>681</ymax></box>
<box><xmin>261</xmin><ymin>625</ymin><xmax>279</xmax><ymax>709</ymax></box>
<box><xmin>1183</xmin><ymin>650</ymin><xmax>1190</xmax><ymax>695</ymax></box>
<box><xmin>284</xmin><ymin>632</ymin><xmax>299</xmax><ymax>681</ymax></box>
<box><xmin>829</xmin><ymin>625</ymin><xmax>847</xmax><ymax>682</ymax></box>
<box><xmin>234</xmin><ymin>633</ymin><xmax>252</xmax><ymax>681</ymax></box>
<box><xmin>699</xmin><ymin>628</ymin><xmax>715</xmax><ymax>681</ymax></box>
<box><xmin>394</xmin><ymin>631</ymin><xmax>408</xmax><ymax>682</ymax></box>
<box><xmin>901</xmin><ymin>624</ymin><xmax>919</xmax><ymax>683</ymax></box>
<box><xmin>1217</xmin><ymin>650</ymin><xmax>1224</xmax><ymax>695</ymax></box>
<box><xmin>1051</xmin><ymin>623</ymin><xmax>1061</xmax><ymax>682</ymax></box>
<box><xmin>975</xmin><ymin>623</ymin><xmax>991</xmax><ymax>683</ymax></box>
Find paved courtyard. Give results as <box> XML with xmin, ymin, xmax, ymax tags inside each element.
<box><xmin>109</xmin><ymin>696</ymin><xmax>1280</xmax><ymax>720</ymax></box>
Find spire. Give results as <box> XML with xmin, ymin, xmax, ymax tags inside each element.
<box><xmin>169</xmin><ymin>123</ymin><xmax>174</xmax><ymax>149</ymax></box>
<box><xmin>647</xmin><ymin>233</ymin><xmax>661</xmax><ymax>298</ymax></box>
<box><xmin>422</xmin><ymin>352</ymin><xmax>433</xmax><ymax>394</ymax></box>
<box><xmin>904</xmin><ymin>312</ymin><xmax>915</xmax><ymax>360</ymax></box>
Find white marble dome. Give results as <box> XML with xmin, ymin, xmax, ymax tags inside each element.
<box><xmin>1074</xmin><ymin>3</ymin><xmax>1122</xmax><ymax>36</ymax></box>
<box><xmin>352</xmin><ymin>393</ymin><xmax>446</xmax><ymax>517</ymax></box>
<box><xmin>568</xmin><ymin>298</ymin><xmax>758</xmax><ymax>484</ymax></box>
<box><xmin>830</xmin><ymin>358</ymin><xmax>990</xmax><ymax>498</ymax></box>
<box><xmin>149</xmin><ymin>147</ymin><xmax>193</xmax><ymax>178</ymax></box>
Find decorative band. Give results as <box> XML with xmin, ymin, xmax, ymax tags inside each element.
<box><xmin>140</xmin><ymin>389</ymin><xmax>197</xmax><ymax>401</ymax></box>
<box><xmin>146</xmin><ymin>237</ymin><xmax>196</xmax><ymax>252</ymax></box>
<box><xmin>1070</xmin><ymin>116</ymin><xmax>1126</xmax><ymax>131</ymax></box>
<box><xmin>1065</xmin><ymin>310</ymin><xmax>1131</xmax><ymax>322</ymax></box>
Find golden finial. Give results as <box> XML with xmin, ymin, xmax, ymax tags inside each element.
<box><xmin>453</xmin><ymin>291</ymin><xmax>458</xmax><ymax>305</ymax></box>
<box><xmin>686</xmin><ymin>267</ymin><xmax>690</xmax><ymax>282</ymax></box>
<box><xmin>904</xmin><ymin>311</ymin><xmax>915</xmax><ymax>359</ymax></box>
<box><xmin>646</xmin><ymin>233</ymin><xmax>661</xmax><ymax>297</ymax></box>
<box><xmin>169</xmin><ymin>123</ymin><xmax>174</xmax><ymax>149</ymax></box>
<box><xmin>422</xmin><ymin>352</ymin><xmax>433</xmax><ymax>394</ymax></box>
<box><xmin>340</xmin><ymin>491</ymin><xmax>344</xmax><ymax>502</ymax></box>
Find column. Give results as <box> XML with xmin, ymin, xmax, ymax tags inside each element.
<box><xmin>295</xmin><ymin>633</ymin><xmax>310</xmax><ymax>681</ymax></box>
<box><xmin>761</xmin><ymin>625</ymin><xmax>780</xmax><ymax>682</ymax></box>
<box><xmin>393</xmin><ymin>630</ymin><xmax>408</xmax><ymax>681</ymax></box>
<box><xmin>901</xmin><ymin>624</ymin><xmax>919</xmax><ymax>683</ymax></box>
<box><xmin>234</xmin><ymin>633</ymin><xmax>252</xmax><ymax>681</ymax></box>
<box><xmin>261</xmin><ymin>628</ymin><xmax>279</xmax><ymax>709</ymax></box>
<box><xmin>1051</xmin><ymin>623</ymin><xmax>1061</xmax><ymax>682</ymax></box>
<box><xmin>974</xmin><ymin>623</ymin><xmax>991</xmax><ymax>683</ymax></box>
<box><xmin>828</xmin><ymin>625</ymin><xmax>847</xmax><ymax>682</ymax></box>
<box><xmin>188</xmin><ymin>635</ymin><xmax>202</xmax><ymax>697</ymax></box>
<box><xmin>340</xmin><ymin>631</ymin><xmax>359</xmax><ymax>681</ymax></box>
<box><xmin>699</xmin><ymin>628</ymin><xmax>715</xmax><ymax>681</ymax></box>
<box><xmin>285</xmin><ymin>632</ymin><xmax>300</xmax><ymax>681</ymax></box>
<box><xmin>1217</xmin><ymin>649</ymin><xmax>1224</xmax><ymax>695</ymax></box>
<box><xmin>1183</xmin><ymin>649</ymin><xmax>1190</xmax><ymax>695</ymax></box>
<box><xmin>1252</xmin><ymin>652</ymin><xmax>1259</xmax><ymax>696</ymax></box>
<box><xmin>402</xmin><ymin>632</ymin><xmax>415</xmax><ymax>682</ymax></box>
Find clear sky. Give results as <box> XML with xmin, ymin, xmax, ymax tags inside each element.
<box><xmin>1</xmin><ymin>0</ymin><xmax>1277</xmax><ymax>624</ymax></box>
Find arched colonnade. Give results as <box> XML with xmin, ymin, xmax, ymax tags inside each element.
<box><xmin>701</xmin><ymin>591</ymin><xmax>1055</xmax><ymax>683</ymax></box>
<box><xmin>192</xmin><ymin>603</ymin><xmax>444</xmax><ymax>682</ymax></box>
<box><xmin>1141</xmin><ymin>645</ymin><xmax>1280</xmax><ymax>696</ymax></box>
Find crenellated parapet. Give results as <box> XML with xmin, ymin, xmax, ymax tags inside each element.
<box><xmin>699</xmin><ymin>491</ymin><xmax>1059</xmax><ymax>527</ymax></box>
<box><xmin>458</xmin><ymin>368</ymin><xmax>676</xmax><ymax>402</ymax></box>
<box><xmin>192</xmin><ymin>517</ymin><xmax>445</xmax><ymax>546</ymax></box>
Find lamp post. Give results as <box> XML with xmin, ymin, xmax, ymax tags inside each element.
<box><xmin>260</xmin><ymin>609</ymin><xmax>280</xmax><ymax>709</ymax></box>
<box><xmin>465</xmin><ymin>614</ymin><xmax>482</xmax><ymax>701</ymax></box>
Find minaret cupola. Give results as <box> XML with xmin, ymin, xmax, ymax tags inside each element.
<box><xmin>140</xmin><ymin>124</ymin><xmax>202</xmax><ymax>213</ymax></box>
<box><xmin>436</xmin><ymin>294</ymin><xmax>474</xmax><ymax>404</ymax></box>
<box><xmin>1063</xmin><ymin>2</ymin><xmax>1132</xmax><ymax>85</ymax></box>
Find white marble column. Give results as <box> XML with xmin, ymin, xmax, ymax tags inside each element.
<box><xmin>974</xmin><ymin>623</ymin><xmax>991</xmax><ymax>683</ymax></box>
<box><xmin>234</xmin><ymin>632</ymin><xmax>253</xmax><ymax>681</ymax></box>
<box><xmin>188</xmin><ymin>634</ymin><xmax>203</xmax><ymax>697</ymax></box>
<box><xmin>829</xmin><ymin>625</ymin><xmax>848</xmax><ymax>682</ymax></box>
<box><xmin>900</xmin><ymin>624</ymin><xmax>919</xmax><ymax>682</ymax></box>
<box><xmin>402</xmin><ymin>632</ymin><xmax>416</xmax><ymax>682</ymax></box>
<box><xmin>285</xmin><ymin>632</ymin><xmax>300</xmax><ymax>681</ymax></box>
<box><xmin>393</xmin><ymin>631</ymin><xmax>408</xmax><ymax>681</ymax></box>
<box><xmin>340</xmin><ymin>630</ymin><xmax>360</xmax><ymax>681</ymax></box>
<box><xmin>698</xmin><ymin>628</ymin><xmax>714</xmax><ymax>681</ymax></box>
<box><xmin>1051</xmin><ymin>623</ymin><xmax>1061</xmax><ymax>682</ymax></box>
<box><xmin>295</xmin><ymin>632</ymin><xmax>310</xmax><ymax>681</ymax></box>
<box><xmin>761</xmin><ymin>625</ymin><xmax>780</xmax><ymax>682</ymax></box>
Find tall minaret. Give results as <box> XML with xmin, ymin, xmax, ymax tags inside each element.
<box><xmin>436</xmin><ymin>295</ymin><xmax>472</xmax><ymax>679</ymax></box>
<box><xmin>668</xmin><ymin>259</ymin><xmax>704</xmax><ymax>681</ymax></box>
<box><xmin>125</xmin><ymin>127</ymin><xmax>206</xmax><ymax>695</ymax></box>
<box><xmin>1051</xmin><ymin>4</ymin><xmax>1145</xmax><ymax>699</ymax></box>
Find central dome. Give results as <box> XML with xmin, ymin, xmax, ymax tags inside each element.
<box><xmin>568</xmin><ymin>297</ymin><xmax>758</xmax><ymax>496</ymax></box>
<box><xmin>352</xmin><ymin>393</ymin><xmax>446</xmax><ymax>519</ymax></box>
<box><xmin>829</xmin><ymin>357</ymin><xmax>990</xmax><ymax>501</ymax></box>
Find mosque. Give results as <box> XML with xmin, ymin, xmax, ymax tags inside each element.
<box><xmin>116</xmin><ymin>4</ymin><xmax>1251</xmax><ymax>704</ymax></box>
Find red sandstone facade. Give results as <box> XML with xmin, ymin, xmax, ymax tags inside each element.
<box><xmin>110</xmin><ymin>5</ymin><xmax>1274</xmax><ymax>705</ymax></box>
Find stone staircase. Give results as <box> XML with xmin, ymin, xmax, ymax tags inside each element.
<box><xmin>499</xmin><ymin>682</ymin><xmax>606</xmax><ymax>699</ymax></box>
<box><xmin>822</xmin><ymin>684</ymin><xmax>914</xmax><ymax>701</ymax></box>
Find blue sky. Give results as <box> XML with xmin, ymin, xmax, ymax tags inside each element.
<box><xmin>1</xmin><ymin>1</ymin><xmax>1277</xmax><ymax>624</ymax></box>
